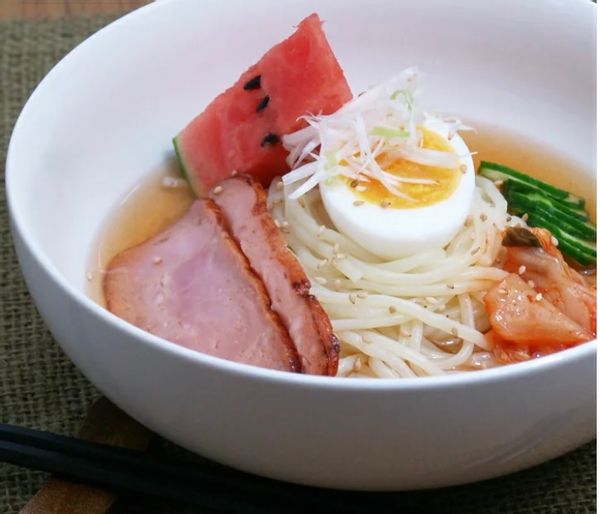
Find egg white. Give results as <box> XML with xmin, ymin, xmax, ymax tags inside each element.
<box><xmin>319</xmin><ymin>119</ymin><xmax>475</xmax><ymax>259</ymax></box>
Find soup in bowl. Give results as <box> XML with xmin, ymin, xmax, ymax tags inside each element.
<box><xmin>6</xmin><ymin>0</ymin><xmax>595</xmax><ymax>490</ymax></box>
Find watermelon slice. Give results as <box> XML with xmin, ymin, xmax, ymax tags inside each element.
<box><xmin>173</xmin><ymin>13</ymin><xmax>352</xmax><ymax>195</ymax></box>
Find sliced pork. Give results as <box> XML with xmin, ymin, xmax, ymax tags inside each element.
<box><xmin>104</xmin><ymin>199</ymin><xmax>301</xmax><ymax>372</ymax></box>
<box><xmin>210</xmin><ymin>176</ymin><xmax>339</xmax><ymax>375</ymax></box>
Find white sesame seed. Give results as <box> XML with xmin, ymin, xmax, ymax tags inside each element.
<box><xmin>273</xmin><ymin>219</ymin><xmax>281</xmax><ymax>228</ymax></box>
<box><xmin>357</xmin><ymin>291</ymin><xmax>369</xmax><ymax>299</ymax></box>
<box><xmin>212</xmin><ymin>185</ymin><xmax>223</xmax><ymax>195</ymax></box>
<box><xmin>314</xmin><ymin>276</ymin><xmax>327</xmax><ymax>285</ymax></box>
<box><xmin>231</xmin><ymin>169</ymin><xmax>238</xmax><ymax>176</ymax></box>
<box><xmin>280</xmin><ymin>220</ymin><xmax>289</xmax><ymax>228</ymax></box>
<box><xmin>356</xmin><ymin>185</ymin><xmax>368</xmax><ymax>192</ymax></box>
<box><xmin>535</xmin><ymin>293</ymin><xmax>543</xmax><ymax>302</ymax></box>
<box><xmin>317</xmin><ymin>258</ymin><xmax>328</xmax><ymax>269</ymax></box>
<box><xmin>450</xmin><ymin>328</ymin><xmax>458</xmax><ymax>336</ymax></box>
<box><xmin>349</xmin><ymin>293</ymin><xmax>357</xmax><ymax>304</ymax></box>
<box><xmin>388</xmin><ymin>306</ymin><xmax>397</xmax><ymax>314</ymax></box>
<box><xmin>426</xmin><ymin>296</ymin><xmax>438</xmax><ymax>304</ymax></box>
<box><xmin>498</xmin><ymin>288</ymin><xmax>508</xmax><ymax>295</ymax></box>
<box><xmin>518</xmin><ymin>265</ymin><xmax>526</xmax><ymax>275</ymax></box>
<box><xmin>276</xmin><ymin>181</ymin><xmax>284</xmax><ymax>190</ymax></box>
<box><xmin>522</xmin><ymin>213</ymin><xmax>529</xmax><ymax>222</ymax></box>
<box><xmin>161</xmin><ymin>176</ymin><xmax>187</xmax><ymax>189</ymax></box>
<box><xmin>470</xmin><ymin>246</ymin><xmax>480</xmax><ymax>256</ymax></box>
<box><xmin>551</xmin><ymin>236</ymin><xmax>559</xmax><ymax>247</ymax></box>
<box><xmin>528</xmin><ymin>280</ymin><xmax>536</xmax><ymax>288</ymax></box>
<box><xmin>335</xmin><ymin>252</ymin><xmax>347</xmax><ymax>260</ymax></box>
<box><xmin>153</xmin><ymin>256</ymin><xmax>162</xmax><ymax>265</ymax></box>
<box><xmin>494</xmin><ymin>180</ymin><xmax>504</xmax><ymax>187</ymax></box>
<box><xmin>353</xmin><ymin>200</ymin><xmax>365</xmax><ymax>207</ymax></box>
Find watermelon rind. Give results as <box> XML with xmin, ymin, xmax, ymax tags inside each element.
<box><xmin>173</xmin><ymin>135</ymin><xmax>201</xmax><ymax>197</ymax></box>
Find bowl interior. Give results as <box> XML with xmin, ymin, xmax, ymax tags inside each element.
<box><xmin>7</xmin><ymin>0</ymin><xmax>596</xmax><ymax>311</ymax></box>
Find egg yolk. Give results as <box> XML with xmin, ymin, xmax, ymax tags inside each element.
<box><xmin>347</xmin><ymin>128</ymin><xmax>462</xmax><ymax>209</ymax></box>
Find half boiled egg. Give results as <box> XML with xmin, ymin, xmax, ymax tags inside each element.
<box><xmin>282</xmin><ymin>68</ymin><xmax>475</xmax><ymax>260</ymax></box>
<box><xmin>319</xmin><ymin>119</ymin><xmax>475</xmax><ymax>258</ymax></box>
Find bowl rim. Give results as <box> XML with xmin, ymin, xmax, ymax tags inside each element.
<box><xmin>5</xmin><ymin>0</ymin><xmax>597</xmax><ymax>392</ymax></box>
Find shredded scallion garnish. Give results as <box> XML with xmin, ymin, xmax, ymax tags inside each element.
<box><xmin>281</xmin><ymin>68</ymin><xmax>471</xmax><ymax>200</ymax></box>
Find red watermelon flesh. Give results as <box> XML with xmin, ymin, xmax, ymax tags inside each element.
<box><xmin>174</xmin><ymin>13</ymin><xmax>352</xmax><ymax>195</ymax></box>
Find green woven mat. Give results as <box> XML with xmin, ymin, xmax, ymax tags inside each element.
<box><xmin>0</xmin><ymin>12</ymin><xmax>596</xmax><ymax>514</ymax></box>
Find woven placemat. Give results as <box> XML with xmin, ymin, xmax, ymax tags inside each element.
<box><xmin>0</xmin><ymin>12</ymin><xmax>596</xmax><ymax>514</ymax></box>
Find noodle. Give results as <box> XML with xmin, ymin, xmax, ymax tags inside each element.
<box><xmin>268</xmin><ymin>176</ymin><xmax>522</xmax><ymax>378</ymax></box>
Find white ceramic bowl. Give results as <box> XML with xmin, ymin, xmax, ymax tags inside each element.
<box><xmin>6</xmin><ymin>0</ymin><xmax>596</xmax><ymax>490</ymax></box>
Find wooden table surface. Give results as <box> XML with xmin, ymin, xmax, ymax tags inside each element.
<box><xmin>0</xmin><ymin>0</ymin><xmax>151</xmax><ymax>20</ymax></box>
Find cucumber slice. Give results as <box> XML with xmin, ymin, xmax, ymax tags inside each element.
<box><xmin>506</xmin><ymin>189</ymin><xmax>596</xmax><ymax>241</ymax></box>
<box><xmin>479</xmin><ymin>161</ymin><xmax>595</xmax><ymax>265</ymax></box>
<box><xmin>479</xmin><ymin>161</ymin><xmax>585</xmax><ymax>209</ymax></box>
<box><xmin>504</xmin><ymin>183</ymin><xmax>590</xmax><ymax>221</ymax></box>
<box><xmin>526</xmin><ymin>211</ymin><xmax>596</xmax><ymax>266</ymax></box>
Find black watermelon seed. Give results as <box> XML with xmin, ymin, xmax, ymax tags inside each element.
<box><xmin>261</xmin><ymin>133</ymin><xmax>280</xmax><ymax>147</ymax></box>
<box><xmin>243</xmin><ymin>75</ymin><xmax>261</xmax><ymax>90</ymax></box>
<box><xmin>256</xmin><ymin>95</ymin><xmax>270</xmax><ymax>112</ymax></box>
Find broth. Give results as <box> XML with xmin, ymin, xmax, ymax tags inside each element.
<box><xmin>463</xmin><ymin>122</ymin><xmax>596</xmax><ymax>220</ymax></box>
<box><xmin>88</xmin><ymin>160</ymin><xmax>194</xmax><ymax>305</ymax></box>
<box><xmin>89</xmin><ymin>124</ymin><xmax>596</xmax><ymax>304</ymax></box>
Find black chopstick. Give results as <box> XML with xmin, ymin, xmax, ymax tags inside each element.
<box><xmin>0</xmin><ymin>439</ymin><xmax>263</xmax><ymax>514</ymax></box>
<box><xmin>0</xmin><ymin>423</ymin><xmax>372</xmax><ymax>513</ymax></box>
<box><xmin>0</xmin><ymin>423</ymin><xmax>240</xmax><ymax>488</ymax></box>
